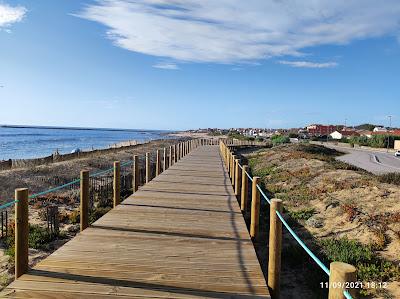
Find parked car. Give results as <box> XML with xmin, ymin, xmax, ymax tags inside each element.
<box><xmin>395</xmin><ymin>150</ymin><xmax>400</xmax><ymax>157</ymax></box>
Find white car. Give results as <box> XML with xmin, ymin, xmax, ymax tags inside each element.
<box><xmin>395</xmin><ymin>150</ymin><xmax>400</xmax><ymax>157</ymax></box>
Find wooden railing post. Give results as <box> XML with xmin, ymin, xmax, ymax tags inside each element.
<box><xmin>174</xmin><ymin>144</ymin><xmax>178</xmax><ymax>162</ymax></box>
<box><xmin>328</xmin><ymin>262</ymin><xmax>357</xmax><ymax>299</ymax></box>
<box><xmin>241</xmin><ymin>165</ymin><xmax>249</xmax><ymax>212</ymax></box>
<box><xmin>163</xmin><ymin>148</ymin><xmax>167</xmax><ymax>171</ymax></box>
<box><xmin>145</xmin><ymin>152</ymin><xmax>150</xmax><ymax>183</ymax></box>
<box><xmin>133</xmin><ymin>155</ymin><xmax>139</xmax><ymax>192</ymax></box>
<box><xmin>235</xmin><ymin>159</ymin><xmax>241</xmax><ymax>197</ymax></box>
<box><xmin>80</xmin><ymin>170</ymin><xmax>89</xmax><ymax>231</ymax></box>
<box><xmin>169</xmin><ymin>146</ymin><xmax>173</xmax><ymax>166</ymax></box>
<box><xmin>15</xmin><ymin>188</ymin><xmax>28</xmax><ymax>279</ymax></box>
<box><xmin>250</xmin><ymin>176</ymin><xmax>260</xmax><ymax>238</ymax></box>
<box><xmin>113</xmin><ymin>161</ymin><xmax>121</xmax><ymax>208</ymax></box>
<box><xmin>268</xmin><ymin>199</ymin><xmax>283</xmax><ymax>299</ymax></box>
<box><xmin>227</xmin><ymin>151</ymin><xmax>231</xmax><ymax>176</ymax></box>
<box><xmin>156</xmin><ymin>149</ymin><xmax>161</xmax><ymax>176</ymax></box>
<box><xmin>231</xmin><ymin>155</ymin><xmax>236</xmax><ymax>183</ymax></box>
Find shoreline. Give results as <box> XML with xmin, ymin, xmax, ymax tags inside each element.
<box><xmin>0</xmin><ymin>139</ymin><xmax>152</xmax><ymax>171</ymax></box>
<box><xmin>0</xmin><ymin>124</ymin><xmax>173</xmax><ymax>133</ymax></box>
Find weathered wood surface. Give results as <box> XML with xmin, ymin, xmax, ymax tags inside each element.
<box><xmin>1</xmin><ymin>146</ymin><xmax>270</xmax><ymax>298</ymax></box>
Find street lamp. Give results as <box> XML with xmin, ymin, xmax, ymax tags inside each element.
<box><xmin>387</xmin><ymin>115</ymin><xmax>392</xmax><ymax>152</ymax></box>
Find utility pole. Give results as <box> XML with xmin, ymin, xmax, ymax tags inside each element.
<box><xmin>387</xmin><ymin>115</ymin><xmax>392</xmax><ymax>152</ymax></box>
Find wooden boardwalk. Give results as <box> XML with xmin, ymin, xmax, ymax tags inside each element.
<box><xmin>1</xmin><ymin>145</ymin><xmax>270</xmax><ymax>298</ymax></box>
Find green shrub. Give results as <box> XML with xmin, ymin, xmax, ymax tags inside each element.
<box><xmin>69</xmin><ymin>210</ymin><xmax>80</xmax><ymax>224</ymax></box>
<box><xmin>377</xmin><ymin>172</ymin><xmax>400</xmax><ymax>186</ymax></box>
<box><xmin>288</xmin><ymin>208</ymin><xmax>315</xmax><ymax>220</ymax></box>
<box><xmin>29</xmin><ymin>225</ymin><xmax>55</xmax><ymax>249</ymax></box>
<box><xmin>271</xmin><ymin>135</ymin><xmax>290</xmax><ymax>146</ymax></box>
<box><xmin>4</xmin><ymin>224</ymin><xmax>63</xmax><ymax>256</ymax></box>
<box><xmin>319</xmin><ymin>238</ymin><xmax>400</xmax><ymax>282</ymax></box>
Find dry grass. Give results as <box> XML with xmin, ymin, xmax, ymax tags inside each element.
<box><xmin>239</xmin><ymin>143</ymin><xmax>400</xmax><ymax>298</ymax></box>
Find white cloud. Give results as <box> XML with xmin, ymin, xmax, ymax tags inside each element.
<box><xmin>78</xmin><ymin>0</ymin><xmax>400</xmax><ymax>64</ymax></box>
<box><xmin>278</xmin><ymin>60</ymin><xmax>338</xmax><ymax>68</ymax></box>
<box><xmin>152</xmin><ymin>62</ymin><xmax>179</xmax><ymax>70</ymax></box>
<box><xmin>0</xmin><ymin>3</ymin><xmax>26</xmax><ymax>27</ymax></box>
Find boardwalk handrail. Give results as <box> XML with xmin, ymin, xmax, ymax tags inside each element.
<box><xmin>220</xmin><ymin>141</ymin><xmax>357</xmax><ymax>299</ymax></box>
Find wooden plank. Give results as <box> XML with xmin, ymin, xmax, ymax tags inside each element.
<box><xmin>1</xmin><ymin>146</ymin><xmax>270</xmax><ymax>299</ymax></box>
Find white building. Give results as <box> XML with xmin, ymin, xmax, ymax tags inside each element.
<box><xmin>373</xmin><ymin>127</ymin><xmax>387</xmax><ymax>133</ymax></box>
<box><xmin>330</xmin><ymin>131</ymin><xmax>343</xmax><ymax>140</ymax></box>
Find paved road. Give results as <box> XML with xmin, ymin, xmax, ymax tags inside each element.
<box><xmin>323</xmin><ymin>144</ymin><xmax>400</xmax><ymax>174</ymax></box>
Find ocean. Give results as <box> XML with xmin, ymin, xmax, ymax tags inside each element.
<box><xmin>0</xmin><ymin>126</ymin><xmax>172</xmax><ymax>160</ymax></box>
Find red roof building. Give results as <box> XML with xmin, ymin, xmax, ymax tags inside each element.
<box><xmin>306</xmin><ymin>124</ymin><xmax>337</xmax><ymax>136</ymax></box>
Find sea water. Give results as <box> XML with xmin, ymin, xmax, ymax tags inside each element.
<box><xmin>0</xmin><ymin>126</ymin><xmax>171</xmax><ymax>160</ymax></box>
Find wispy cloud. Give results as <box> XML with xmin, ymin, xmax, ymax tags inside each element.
<box><xmin>0</xmin><ymin>3</ymin><xmax>26</xmax><ymax>28</ymax></box>
<box><xmin>278</xmin><ymin>60</ymin><xmax>338</xmax><ymax>68</ymax></box>
<box><xmin>77</xmin><ymin>1</ymin><xmax>400</xmax><ymax>65</ymax></box>
<box><xmin>152</xmin><ymin>62</ymin><xmax>179</xmax><ymax>70</ymax></box>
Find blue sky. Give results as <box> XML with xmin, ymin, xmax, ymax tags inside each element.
<box><xmin>0</xmin><ymin>0</ymin><xmax>399</xmax><ymax>130</ymax></box>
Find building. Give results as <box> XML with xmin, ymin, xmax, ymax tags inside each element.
<box><xmin>357</xmin><ymin>130</ymin><xmax>373</xmax><ymax>138</ymax></box>
<box><xmin>373</xmin><ymin>127</ymin><xmax>387</xmax><ymax>133</ymax></box>
<box><xmin>330</xmin><ymin>130</ymin><xmax>360</xmax><ymax>140</ymax></box>
<box><xmin>307</xmin><ymin>124</ymin><xmax>337</xmax><ymax>136</ymax></box>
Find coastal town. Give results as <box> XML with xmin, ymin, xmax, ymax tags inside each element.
<box><xmin>190</xmin><ymin>124</ymin><xmax>400</xmax><ymax>147</ymax></box>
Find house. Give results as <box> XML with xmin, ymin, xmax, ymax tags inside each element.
<box><xmin>373</xmin><ymin>127</ymin><xmax>387</xmax><ymax>133</ymax></box>
<box><xmin>330</xmin><ymin>130</ymin><xmax>360</xmax><ymax>140</ymax></box>
<box><xmin>357</xmin><ymin>130</ymin><xmax>373</xmax><ymax>138</ymax></box>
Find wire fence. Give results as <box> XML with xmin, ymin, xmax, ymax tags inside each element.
<box><xmin>0</xmin><ymin>159</ymin><xmax>138</xmax><ymax>241</ymax></box>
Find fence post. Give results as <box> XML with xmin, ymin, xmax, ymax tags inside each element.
<box><xmin>250</xmin><ymin>176</ymin><xmax>260</xmax><ymax>239</ymax></box>
<box><xmin>145</xmin><ymin>152</ymin><xmax>150</xmax><ymax>183</ymax></box>
<box><xmin>156</xmin><ymin>149</ymin><xmax>161</xmax><ymax>176</ymax></box>
<box><xmin>80</xmin><ymin>170</ymin><xmax>89</xmax><ymax>231</ymax></box>
<box><xmin>268</xmin><ymin>199</ymin><xmax>283</xmax><ymax>299</ymax></box>
<box><xmin>15</xmin><ymin>188</ymin><xmax>28</xmax><ymax>279</ymax></box>
<box><xmin>113</xmin><ymin>161</ymin><xmax>121</xmax><ymax>208</ymax></box>
<box><xmin>169</xmin><ymin>146</ymin><xmax>173</xmax><ymax>166</ymax></box>
<box><xmin>241</xmin><ymin>165</ymin><xmax>249</xmax><ymax>212</ymax></box>
<box><xmin>328</xmin><ymin>262</ymin><xmax>357</xmax><ymax>299</ymax></box>
<box><xmin>174</xmin><ymin>144</ymin><xmax>178</xmax><ymax>162</ymax></box>
<box><xmin>227</xmin><ymin>151</ymin><xmax>231</xmax><ymax>176</ymax></box>
<box><xmin>231</xmin><ymin>155</ymin><xmax>236</xmax><ymax>183</ymax></box>
<box><xmin>163</xmin><ymin>148</ymin><xmax>167</xmax><ymax>171</ymax></box>
<box><xmin>133</xmin><ymin>155</ymin><xmax>139</xmax><ymax>192</ymax></box>
<box><xmin>235</xmin><ymin>159</ymin><xmax>241</xmax><ymax>197</ymax></box>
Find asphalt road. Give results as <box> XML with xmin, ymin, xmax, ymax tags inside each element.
<box><xmin>323</xmin><ymin>144</ymin><xmax>400</xmax><ymax>174</ymax></box>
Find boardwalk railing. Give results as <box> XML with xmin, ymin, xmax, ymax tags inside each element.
<box><xmin>2</xmin><ymin>138</ymin><xmax>222</xmax><ymax>280</ymax></box>
<box><xmin>220</xmin><ymin>141</ymin><xmax>357</xmax><ymax>299</ymax></box>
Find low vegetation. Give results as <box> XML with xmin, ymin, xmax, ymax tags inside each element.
<box><xmin>239</xmin><ymin>143</ymin><xmax>400</xmax><ymax>298</ymax></box>
<box><xmin>342</xmin><ymin>135</ymin><xmax>400</xmax><ymax>148</ymax></box>
<box><xmin>378</xmin><ymin>172</ymin><xmax>400</xmax><ymax>186</ymax></box>
<box><xmin>4</xmin><ymin>223</ymin><xmax>66</xmax><ymax>260</ymax></box>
